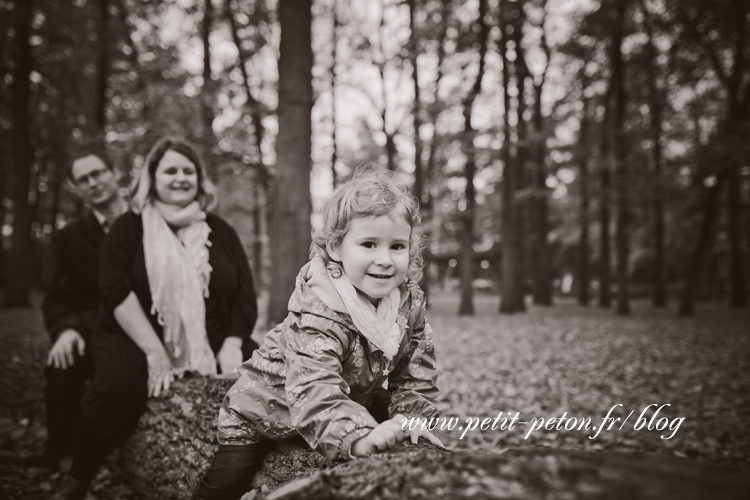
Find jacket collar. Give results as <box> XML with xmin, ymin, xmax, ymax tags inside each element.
<box><xmin>291</xmin><ymin>257</ymin><xmax>411</xmax><ymax>326</ymax></box>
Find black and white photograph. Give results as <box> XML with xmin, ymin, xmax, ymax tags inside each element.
<box><xmin>0</xmin><ymin>0</ymin><xmax>749</xmax><ymax>498</ymax></box>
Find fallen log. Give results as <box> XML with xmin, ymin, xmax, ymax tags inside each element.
<box><xmin>256</xmin><ymin>446</ymin><xmax>750</xmax><ymax>500</ymax></box>
<box><xmin>121</xmin><ymin>376</ymin><xmax>750</xmax><ymax>500</ymax></box>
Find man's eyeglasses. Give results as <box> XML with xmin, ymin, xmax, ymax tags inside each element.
<box><xmin>73</xmin><ymin>168</ymin><xmax>110</xmax><ymax>186</ymax></box>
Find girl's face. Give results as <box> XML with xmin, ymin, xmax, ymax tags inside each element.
<box><xmin>153</xmin><ymin>149</ymin><xmax>199</xmax><ymax>207</ymax></box>
<box><xmin>330</xmin><ymin>212</ymin><xmax>411</xmax><ymax>306</ymax></box>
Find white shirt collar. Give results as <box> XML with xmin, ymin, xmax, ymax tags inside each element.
<box><xmin>92</xmin><ymin>210</ymin><xmax>109</xmax><ymax>232</ymax></box>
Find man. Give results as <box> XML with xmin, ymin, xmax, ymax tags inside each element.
<box><xmin>32</xmin><ymin>152</ymin><xmax>127</xmax><ymax>469</ymax></box>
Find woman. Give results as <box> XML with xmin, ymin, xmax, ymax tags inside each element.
<box><xmin>56</xmin><ymin>137</ymin><xmax>259</xmax><ymax>500</ymax></box>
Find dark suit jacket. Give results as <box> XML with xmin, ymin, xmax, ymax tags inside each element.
<box><xmin>42</xmin><ymin>211</ymin><xmax>106</xmax><ymax>343</ymax></box>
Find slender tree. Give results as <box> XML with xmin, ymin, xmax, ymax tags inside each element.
<box><xmin>115</xmin><ymin>0</ymin><xmax>151</xmax><ymax>129</ymax></box>
<box><xmin>612</xmin><ymin>0</ymin><xmax>631</xmax><ymax>315</ymax></box>
<box><xmin>201</xmin><ymin>0</ymin><xmax>216</xmax><ymax>168</ymax></box>
<box><xmin>578</xmin><ymin>69</ymin><xmax>592</xmax><ymax>305</ymax></box>
<box><xmin>4</xmin><ymin>0</ymin><xmax>35</xmax><ymax>307</ymax></box>
<box><xmin>499</xmin><ymin>0</ymin><xmax>525</xmax><ymax>313</ymax></box>
<box><xmin>330</xmin><ymin>0</ymin><xmax>340</xmax><ymax>187</ymax></box>
<box><xmin>513</xmin><ymin>1</ymin><xmax>531</xmax><ymax>306</ymax></box>
<box><xmin>458</xmin><ymin>0</ymin><xmax>489</xmax><ymax>316</ymax></box>
<box><xmin>676</xmin><ymin>0</ymin><xmax>750</xmax><ymax>313</ymax></box>
<box><xmin>598</xmin><ymin>86</ymin><xmax>613</xmax><ymax>308</ymax></box>
<box><xmin>95</xmin><ymin>0</ymin><xmax>109</xmax><ymax>132</ymax></box>
<box><xmin>408</xmin><ymin>0</ymin><xmax>424</xmax><ymax>203</ymax></box>
<box><xmin>531</xmin><ymin>0</ymin><xmax>552</xmax><ymax>306</ymax></box>
<box><xmin>225</xmin><ymin>0</ymin><xmax>265</xmax><ymax>165</ymax></box>
<box><xmin>641</xmin><ymin>0</ymin><xmax>667</xmax><ymax>307</ymax></box>
<box><xmin>268</xmin><ymin>0</ymin><xmax>313</xmax><ymax>324</ymax></box>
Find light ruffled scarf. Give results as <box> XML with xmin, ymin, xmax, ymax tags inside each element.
<box><xmin>328</xmin><ymin>271</ymin><xmax>402</xmax><ymax>360</ymax></box>
<box><xmin>142</xmin><ymin>201</ymin><xmax>216</xmax><ymax>375</ymax></box>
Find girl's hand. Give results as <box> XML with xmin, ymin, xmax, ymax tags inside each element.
<box><xmin>217</xmin><ymin>337</ymin><xmax>243</xmax><ymax>374</ymax></box>
<box><xmin>351</xmin><ymin>414</ymin><xmax>408</xmax><ymax>457</ymax></box>
<box><xmin>146</xmin><ymin>346</ymin><xmax>173</xmax><ymax>397</ymax></box>
<box><xmin>403</xmin><ymin>422</ymin><xmax>446</xmax><ymax>448</ymax></box>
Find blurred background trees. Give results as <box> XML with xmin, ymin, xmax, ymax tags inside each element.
<box><xmin>1</xmin><ymin>0</ymin><xmax>748</xmax><ymax>320</ymax></box>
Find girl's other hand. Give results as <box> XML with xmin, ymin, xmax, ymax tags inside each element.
<box><xmin>217</xmin><ymin>336</ymin><xmax>243</xmax><ymax>374</ymax></box>
<box><xmin>146</xmin><ymin>346</ymin><xmax>173</xmax><ymax>397</ymax></box>
<box><xmin>351</xmin><ymin>414</ymin><xmax>408</xmax><ymax>457</ymax></box>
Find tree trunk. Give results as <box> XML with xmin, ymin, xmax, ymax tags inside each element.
<box><xmin>224</xmin><ymin>0</ymin><xmax>266</xmax><ymax>169</ymax></box>
<box><xmin>578</xmin><ymin>76</ymin><xmax>591</xmax><ymax>305</ymax></box>
<box><xmin>513</xmin><ymin>9</ymin><xmax>531</xmax><ymax>310</ymax></box>
<box><xmin>530</xmin><ymin>0</ymin><xmax>551</xmax><ymax>307</ymax></box>
<box><xmin>252</xmin><ymin>447</ymin><xmax>750</xmax><ymax>500</ymax></box>
<box><xmin>532</xmin><ymin>94</ymin><xmax>552</xmax><ymax>306</ymax></box>
<box><xmin>420</xmin><ymin>0</ymin><xmax>449</xmax><ymax>304</ymax></box>
<box><xmin>201</xmin><ymin>0</ymin><xmax>216</xmax><ymax>175</ymax></box>
<box><xmin>115</xmin><ymin>0</ymin><xmax>151</xmax><ymax>131</ymax></box>
<box><xmin>4</xmin><ymin>0</ymin><xmax>34</xmax><ymax>308</ymax></box>
<box><xmin>457</xmin><ymin>0</ymin><xmax>488</xmax><ymax>316</ymax></box>
<box><xmin>498</xmin><ymin>0</ymin><xmax>524</xmax><ymax>314</ymax></box>
<box><xmin>253</xmin><ymin>179</ymin><xmax>266</xmax><ymax>286</ymax></box>
<box><xmin>95</xmin><ymin>0</ymin><xmax>108</xmax><ymax>133</ymax></box>
<box><xmin>408</xmin><ymin>0</ymin><xmax>424</xmax><ymax>204</ymax></box>
<box><xmin>598</xmin><ymin>88</ymin><xmax>613</xmax><ymax>309</ymax></box>
<box><xmin>679</xmin><ymin>176</ymin><xmax>725</xmax><ymax>315</ymax></box>
<box><xmin>268</xmin><ymin>0</ymin><xmax>313</xmax><ymax>324</ymax></box>
<box><xmin>119</xmin><ymin>379</ymin><xmax>750</xmax><ymax>500</ymax></box>
<box><xmin>642</xmin><ymin>1</ymin><xmax>667</xmax><ymax>308</ymax></box>
<box><xmin>727</xmin><ymin>165</ymin><xmax>746</xmax><ymax>307</ymax></box>
<box><xmin>612</xmin><ymin>0</ymin><xmax>630</xmax><ymax>316</ymax></box>
<box><xmin>330</xmin><ymin>2</ymin><xmax>340</xmax><ymax>187</ymax></box>
<box><xmin>224</xmin><ymin>0</ymin><xmax>269</xmax><ymax>284</ymax></box>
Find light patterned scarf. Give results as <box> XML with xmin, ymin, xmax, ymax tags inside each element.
<box><xmin>328</xmin><ymin>271</ymin><xmax>402</xmax><ymax>360</ymax></box>
<box><xmin>142</xmin><ymin>201</ymin><xmax>216</xmax><ymax>375</ymax></box>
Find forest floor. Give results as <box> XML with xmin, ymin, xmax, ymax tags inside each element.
<box><xmin>1</xmin><ymin>291</ymin><xmax>748</xmax><ymax>499</ymax></box>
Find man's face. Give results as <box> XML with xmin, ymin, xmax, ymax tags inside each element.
<box><xmin>71</xmin><ymin>155</ymin><xmax>120</xmax><ymax>208</ymax></box>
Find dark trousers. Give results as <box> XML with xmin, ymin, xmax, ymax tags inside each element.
<box><xmin>44</xmin><ymin>351</ymin><xmax>94</xmax><ymax>456</ymax></box>
<box><xmin>191</xmin><ymin>387</ymin><xmax>392</xmax><ymax>500</ymax></box>
<box><xmin>191</xmin><ymin>441</ymin><xmax>275</xmax><ymax>500</ymax></box>
<box><xmin>70</xmin><ymin>333</ymin><xmax>148</xmax><ymax>482</ymax></box>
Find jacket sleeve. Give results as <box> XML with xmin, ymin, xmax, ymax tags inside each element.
<box><xmin>99</xmin><ymin>213</ymin><xmax>139</xmax><ymax>314</ymax></box>
<box><xmin>285</xmin><ymin>316</ymin><xmax>378</xmax><ymax>461</ymax></box>
<box><xmin>41</xmin><ymin>229</ymin><xmax>85</xmax><ymax>341</ymax></box>
<box><xmin>222</xmin><ymin>220</ymin><xmax>258</xmax><ymax>350</ymax></box>
<box><xmin>387</xmin><ymin>292</ymin><xmax>440</xmax><ymax>420</ymax></box>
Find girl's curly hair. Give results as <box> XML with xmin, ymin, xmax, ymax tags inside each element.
<box><xmin>310</xmin><ymin>166</ymin><xmax>426</xmax><ymax>284</ymax></box>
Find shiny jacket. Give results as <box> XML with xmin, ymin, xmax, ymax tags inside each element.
<box><xmin>217</xmin><ymin>257</ymin><xmax>439</xmax><ymax>461</ymax></box>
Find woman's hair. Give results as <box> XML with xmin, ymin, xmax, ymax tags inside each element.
<box><xmin>311</xmin><ymin>166</ymin><xmax>426</xmax><ymax>283</ymax></box>
<box><xmin>129</xmin><ymin>136</ymin><xmax>217</xmax><ymax>213</ymax></box>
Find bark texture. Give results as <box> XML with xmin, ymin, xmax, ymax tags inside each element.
<box><xmin>121</xmin><ymin>376</ymin><xmax>750</xmax><ymax>500</ymax></box>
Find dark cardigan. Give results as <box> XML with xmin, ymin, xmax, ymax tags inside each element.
<box><xmin>98</xmin><ymin>211</ymin><xmax>258</xmax><ymax>356</ymax></box>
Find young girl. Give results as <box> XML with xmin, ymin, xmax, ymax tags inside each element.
<box><xmin>192</xmin><ymin>168</ymin><xmax>442</xmax><ymax>500</ymax></box>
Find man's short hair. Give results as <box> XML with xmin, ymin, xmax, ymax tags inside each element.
<box><xmin>67</xmin><ymin>151</ymin><xmax>116</xmax><ymax>183</ymax></box>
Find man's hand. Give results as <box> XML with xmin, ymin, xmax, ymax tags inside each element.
<box><xmin>47</xmin><ymin>329</ymin><xmax>85</xmax><ymax>369</ymax></box>
<box><xmin>146</xmin><ymin>346</ymin><xmax>174</xmax><ymax>398</ymax></box>
<box><xmin>217</xmin><ymin>337</ymin><xmax>243</xmax><ymax>375</ymax></box>
<box><xmin>350</xmin><ymin>414</ymin><xmax>409</xmax><ymax>458</ymax></box>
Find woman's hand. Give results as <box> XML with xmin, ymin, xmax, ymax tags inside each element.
<box><xmin>146</xmin><ymin>346</ymin><xmax>174</xmax><ymax>397</ymax></box>
<box><xmin>350</xmin><ymin>414</ymin><xmax>408</xmax><ymax>458</ymax></box>
<box><xmin>217</xmin><ymin>337</ymin><xmax>243</xmax><ymax>374</ymax></box>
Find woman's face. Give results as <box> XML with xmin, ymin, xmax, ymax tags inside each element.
<box><xmin>153</xmin><ymin>149</ymin><xmax>199</xmax><ymax>207</ymax></box>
